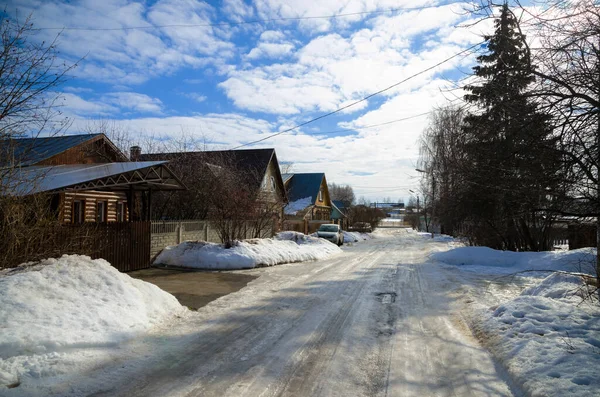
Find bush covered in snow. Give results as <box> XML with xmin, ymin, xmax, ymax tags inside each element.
<box><xmin>0</xmin><ymin>255</ymin><xmax>186</xmax><ymax>388</ymax></box>
<box><xmin>154</xmin><ymin>232</ymin><xmax>342</xmax><ymax>270</ymax></box>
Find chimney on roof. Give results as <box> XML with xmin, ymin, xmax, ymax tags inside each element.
<box><xmin>130</xmin><ymin>146</ymin><xmax>141</xmax><ymax>161</ymax></box>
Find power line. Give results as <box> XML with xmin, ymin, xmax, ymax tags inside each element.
<box><xmin>36</xmin><ymin>4</ymin><xmax>460</xmax><ymax>31</ymax></box>
<box><xmin>231</xmin><ymin>41</ymin><xmax>484</xmax><ymax>150</ymax></box>
<box><xmin>303</xmin><ymin>111</ymin><xmax>430</xmax><ymax>135</ymax></box>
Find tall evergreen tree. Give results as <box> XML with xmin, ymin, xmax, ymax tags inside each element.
<box><xmin>461</xmin><ymin>3</ymin><xmax>563</xmax><ymax>250</ymax></box>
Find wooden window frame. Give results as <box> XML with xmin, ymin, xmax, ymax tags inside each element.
<box><xmin>116</xmin><ymin>201</ymin><xmax>125</xmax><ymax>222</ymax></box>
<box><xmin>72</xmin><ymin>200</ymin><xmax>84</xmax><ymax>224</ymax></box>
<box><xmin>96</xmin><ymin>200</ymin><xmax>108</xmax><ymax>223</ymax></box>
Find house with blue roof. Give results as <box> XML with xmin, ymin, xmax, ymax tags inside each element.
<box><xmin>283</xmin><ymin>173</ymin><xmax>332</xmax><ymax>222</ymax></box>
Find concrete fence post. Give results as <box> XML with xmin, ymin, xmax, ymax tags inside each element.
<box><xmin>177</xmin><ymin>222</ymin><xmax>183</xmax><ymax>244</ymax></box>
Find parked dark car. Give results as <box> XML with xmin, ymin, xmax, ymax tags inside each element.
<box><xmin>317</xmin><ymin>224</ymin><xmax>344</xmax><ymax>246</ymax></box>
<box><xmin>349</xmin><ymin>222</ymin><xmax>372</xmax><ymax>233</ymax></box>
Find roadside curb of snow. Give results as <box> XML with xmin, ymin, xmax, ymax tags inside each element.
<box><xmin>460</xmin><ymin>304</ymin><xmax>529</xmax><ymax>397</ymax></box>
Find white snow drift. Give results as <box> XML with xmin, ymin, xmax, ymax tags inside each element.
<box><xmin>343</xmin><ymin>231</ymin><xmax>372</xmax><ymax>243</ymax></box>
<box><xmin>154</xmin><ymin>231</ymin><xmax>342</xmax><ymax>270</ymax></box>
<box><xmin>0</xmin><ymin>255</ymin><xmax>186</xmax><ymax>388</ymax></box>
<box><xmin>432</xmin><ymin>246</ymin><xmax>596</xmax><ymax>275</ymax></box>
<box><xmin>434</xmin><ymin>245</ymin><xmax>600</xmax><ymax>397</ymax></box>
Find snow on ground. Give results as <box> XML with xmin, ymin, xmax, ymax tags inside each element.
<box><xmin>433</xmin><ymin>246</ymin><xmax>596</xmax><ymax>275</ymax></box>
<box><xmin>434</xmin><ymin>244</ymin><xmax>600</xmax><ymax>397</ymax></box>
<box><xmin>284</xmin><ymin>197</ymin><xmax>312</xmax><ymax>215</ymax></box>
<box><xmin>342</xmin><ymin>231</ymin><xmax>373</xmax><ymax>243</ymax></box>
<box><xmin>154</xmin><ymin>232</ymin><xmax>342</xmax><ymax>270</ymax></box>
<box><xmin>0</xmin><ymin>255</ymin><xmax>187</xmax><ymax>389</ymax></box>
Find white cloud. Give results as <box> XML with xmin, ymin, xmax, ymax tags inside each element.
<box><xmin>220</xmin><ymin>3</ymin><xmax>477</xmax><ymax>116</ymax></box>
<box><xmin>58</xmin><ymin>93</ymin><xmax>116</xmax><ymax>116</ymax></box>
<box><xmin>247</xmin><ymin>42</ymin><xmax>295</xmax><ymax>60</ymax></box>
<box><xmin>102</xmin><ymin>92</ymin><xmax>164</xmax><ymax>114</ymax></box>
<box><xmin>10</xmin><ymin>0</ymin><xmax>233</xmax><ymax>85</ymax></box>
<box><xmin>182</xmin><ymin>93</ymin><xmax>208</xmax><ymax>103</ymax></box>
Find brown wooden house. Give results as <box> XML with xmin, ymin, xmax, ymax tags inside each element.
<box><xmin>139</xmin><ymin>148</ymin><xmax>288</xmax><ymax>227</ymax></box>
<box><xmin>2</xmin><ymin>134</ymin><xmax>185</xmax><ymax>223</ymax></box>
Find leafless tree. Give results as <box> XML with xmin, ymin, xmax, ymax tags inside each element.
<box><xmin>0</xmin><ymin>13</ymin><xmax>82</xmax><ymax>268</ymax></box>
<box><xmin>328</xmin><ymin>182</ymin><xmax>355</xmax><ymax>208</ymax></box>
<box><xmin>512</xmin><ymin>0</ymin><xmax>600</xmax><ymax>293</ymax></box>
<box><xmin>347</xmin><ymin>205</ymin><xmax>385</xmax><ymax>230</ymax></box>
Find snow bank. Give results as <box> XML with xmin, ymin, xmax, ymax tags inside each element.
<box><xmin>342</xmin><ymin>231</ymin><xmax>373</xmax><ymax>243</ymax></box>
<box><xmin>479</xmin><ymin>272</ymin><xmax>600</xmax><ymax>397</ymax></box>
<box><xmin>0</xmin><ymin>255</ymin><xmax>185</xmax><ymax>388</ymax></box>
<box><xmin>154</xmin><ymin>232</ymin><xmax>342</xmax><ymax>270</ymax></box>
<box><xmin>432</xmin><ymin>246</ymin><xmax>596</xmax><ymax>275</ymax></box>
<box><xmin>284</xmin><ymin>196</ymin><xmax>312</xmax><ymax>215</ymax></box>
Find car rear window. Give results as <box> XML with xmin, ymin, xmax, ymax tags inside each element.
<box><xmin>318</xmin><ymin>225</ymin><xmax>339</xmax><ymax>232</ymax></box>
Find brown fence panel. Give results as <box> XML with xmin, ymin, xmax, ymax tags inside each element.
<box><xmin>9</xmin><ymin>222</ymin><xmax>153</xmax><ymax>272</ymax></box>
<box><xmin>94</xmin><ymin>222</ymin><xmax>151</xmax><ymax>272</ymax></box>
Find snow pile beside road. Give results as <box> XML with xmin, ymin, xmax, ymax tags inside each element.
<box><xmin>479</xmin><ymin>272</ymin><xmax>600</xmax><ymax>397</ymax></box>
<box><xmin>434</xmin><ymin>246</ymin><xmax>599</xmax><ymax>396</ymax></box>
<box><xmin>0</xmin><ymin>255</ymin><xmax>186</xmax><ymax>388</ymax></box>
<box><xmin>154</xmin><ymin>232</ymin><xmax>342</xmax><ymax>270</ymax></box>
<box><xmin>342</xmin><ymin>231</ymin><xmax>372</xmax><ymax>243</ymax></box>
<box><xmin>432</xmin><ymin>246</ymin><xmax>596</xmax><ymax>275</ymax></box>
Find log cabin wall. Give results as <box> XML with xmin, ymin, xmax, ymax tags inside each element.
<box><xmin>61</xmin><ymin>191</ymin><xmax>129</xmax><ymax>223</ymax></box>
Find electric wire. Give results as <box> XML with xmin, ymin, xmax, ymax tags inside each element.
<box><xmin>230</xmin><ymin>41</ymin><xmax>484</xmax><ymax>150</ymax></box>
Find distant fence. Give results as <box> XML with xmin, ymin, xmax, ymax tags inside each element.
<box><xmin>150</xmin><ymin>219</ymin><xmax>276</xmax><ymax>259</ymax></box>
<box><xmin>283</xmin><ymin>219</ymin><xmax>330</xmax><ymax>235</ymax></box>
<box><xmin>378</xmin><ymin>220</ymin><xmax>412</xmax><ymax>228</ymax></box>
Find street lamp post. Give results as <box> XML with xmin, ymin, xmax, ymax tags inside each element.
<box><xmin>415</xmin><ymin>168</ymin><xmax>434</xmax><ymax>238</ymax></box>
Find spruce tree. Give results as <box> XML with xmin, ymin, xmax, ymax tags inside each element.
<box><xmin>462</xmin><ymin>3</ymin><xmax>562</xmax><ymax>250</ymax></box>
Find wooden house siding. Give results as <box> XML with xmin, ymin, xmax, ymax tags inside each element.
<box><xmin>62</xmin><ymin>191</ymin><xmax>129</xmax><ymax>223</ymax></box>
<box><xmin>260</xmin><ymin>159</ymin><xmax>285</xmax><ymax>203</ymax></box>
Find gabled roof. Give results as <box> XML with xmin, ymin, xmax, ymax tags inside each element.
<box><xmin>284</xmin><ymin>173</ymin><xmax>326</xmax><ymax>204</ymax></box>
<box><xmin>2</xmin><ymin>161</ymin><xmax>185</xmax><ymax>196</ymax></box>
<box><xmin>332</xmin><ymin>200</ymin><xmax>345</xmax><ymax>210</ymax></box>
<box><xmin>140</xmin><ymin>148</ymin><xmax>286</xmax><ymax>198</ymax></box>
<box><xmin>0</xmin><ymin>134</ymin><xmax>125</xmax><ymax>167</ymax></box>
<box><xmin>331</xmin><ymin>201</ymin><xmax>347</xmax><ymax>219</ymax></box>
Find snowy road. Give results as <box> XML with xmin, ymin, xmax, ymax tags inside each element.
<box><xmin>66</xmin><ymin>229</ymin><xmax>513</xmax><ymax>396</ymax></box>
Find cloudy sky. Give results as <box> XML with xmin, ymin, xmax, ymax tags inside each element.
<box><xmin>7</xmin><ymin>0</ymin><xmax>496</xmax><ymax>202</ymax></box>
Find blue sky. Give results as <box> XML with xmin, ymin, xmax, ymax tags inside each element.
<box><xmin>7</xmin><ymin>0</ymin><xmax>494</xmax><ymax>202</ymax></box>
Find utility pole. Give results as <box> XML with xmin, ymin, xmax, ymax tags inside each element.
<box><xmin>409</xmin><ymin>189</ymin><xmax>420</xmax><ymax>231</ymax></box>
<box><xmin>415</xmin><ymin>168</ymin><xmax>434</xmax><ymax>238</ymax></box>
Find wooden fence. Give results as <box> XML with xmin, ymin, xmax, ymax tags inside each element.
<box><xmin>3</xmin><ymin>222</ymin><xmax>151</xmax><ymax>272</ymax></box>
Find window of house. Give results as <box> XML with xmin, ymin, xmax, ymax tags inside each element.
<box><xmin>319</xmin><ymin>190</ymin><xmax>323</xmax><ymax>202</ymax></box>
<box><xmin>96</xmin><ymin>201</ymin><xmax>107</xmax><ymax>222</ymax></box>
<box><xmin>72</xmin><ymin>200</ymin><xmax>84</xmax><ymax>224</ymax></box>
<box><xmin>116</xmin><ymin>202</ymin><xmax>125</xmax><ymax>222</ymax></box>
<box><xmin>270</xmin><ymin>176</ymin><xmax>275</xmax><ymax>191</ymax></box>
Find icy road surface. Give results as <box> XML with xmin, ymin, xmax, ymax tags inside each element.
<box><xmin>71</xmin><ymin>229</ymin><xmax>514</xmax><ymax>396</ymax></box>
